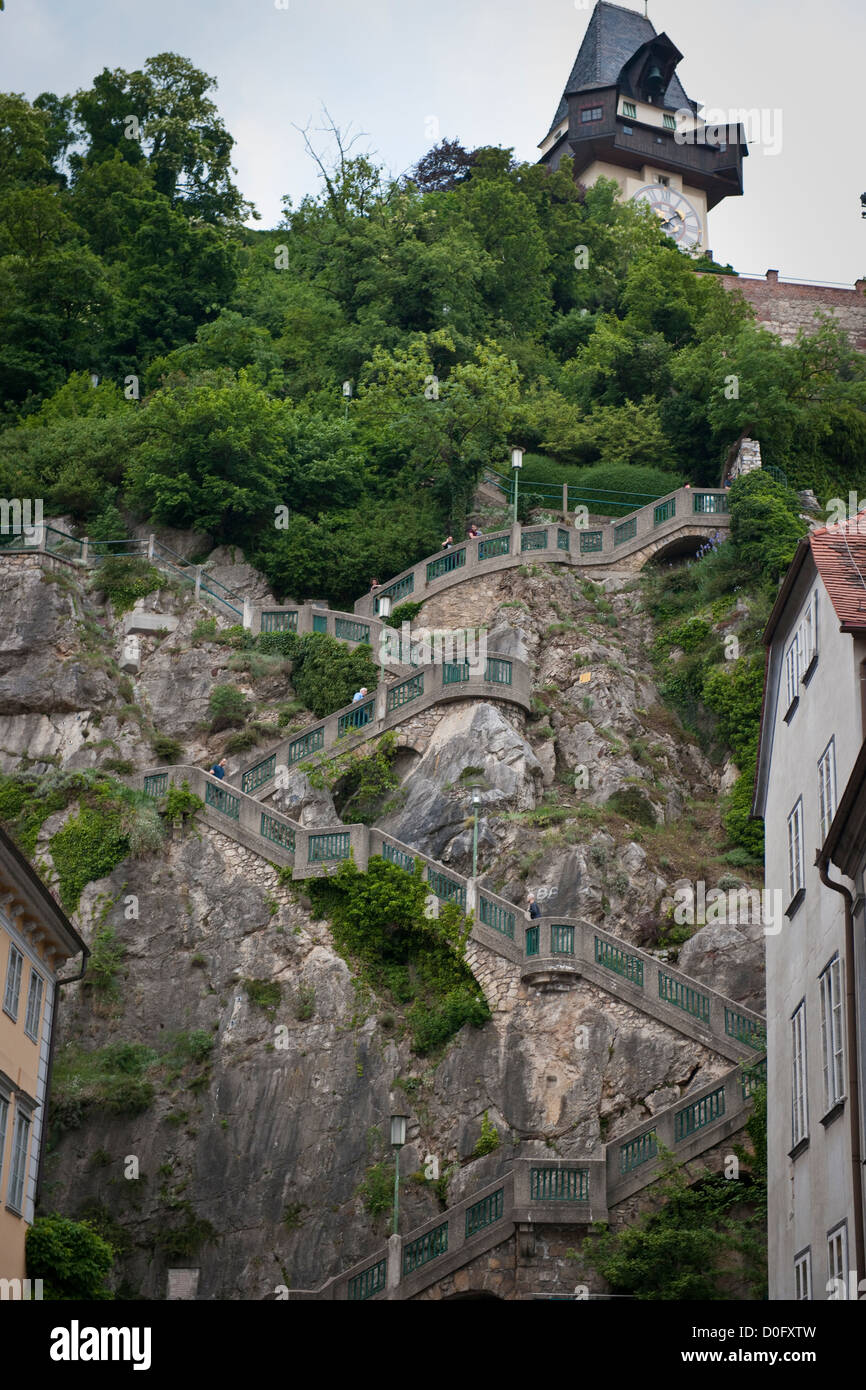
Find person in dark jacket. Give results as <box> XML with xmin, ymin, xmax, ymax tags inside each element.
<box><xmin>528</xmin><ymin>894</ymin><xmax>541</xmax><ymax>919</ymax></box>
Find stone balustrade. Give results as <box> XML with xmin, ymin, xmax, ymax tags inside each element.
<box><xmin>231</xmin><ymin>654</ymin><xmax>532</xmax><ymax>797</ymax></box>
<box><xmin>350</xmin><ymin>490</ymin><xmax>731</xmax><ymax>618</ymax></box>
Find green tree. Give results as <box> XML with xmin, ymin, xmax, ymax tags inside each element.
<box><xmin>127</xmin><ymin>374</ymin><xmax>286</xmax><ymax>536</ymax></box>
<box><xmin>26</xmin><ymin>1214</ymin><xmax>115</xmax><ymax>1300</ymax></box>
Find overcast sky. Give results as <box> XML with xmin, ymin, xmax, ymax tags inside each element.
<box><xmin>2</xmin><ymin>0</ymin><xmax>863</xmax><ymax>284</ymax></box>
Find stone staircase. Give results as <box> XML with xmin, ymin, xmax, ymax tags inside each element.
<box><xmin>285</xmin><ymin>1054</ymin><xmax>765</xmax><ymax>1300</ymax></box>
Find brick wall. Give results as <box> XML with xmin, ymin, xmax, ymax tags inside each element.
<box><xmin>716</xmin><ymin>270</ymin><xmax>866</xmax><ymax>350</ymax></box>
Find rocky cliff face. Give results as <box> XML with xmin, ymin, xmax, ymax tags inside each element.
<box><xmin>0</xmin><ymin>547</ymin><xmax>764</xmax><ymax>1298</ymax></box>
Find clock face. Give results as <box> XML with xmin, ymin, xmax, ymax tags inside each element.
<box><xmin>632</xmin><ymin>184</ymin><xmax>703</xmax><ymax>250</ymax></box>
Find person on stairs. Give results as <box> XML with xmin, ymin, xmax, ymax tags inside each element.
<box><xmin>210</xmin><ymin>760</ymin><xmax>226</xmax><ymax>780</ymax></box>
<box><xmin>528</xmin><ymin>893</ymin><xmax>541</xmax><ymax>919</ymax></box>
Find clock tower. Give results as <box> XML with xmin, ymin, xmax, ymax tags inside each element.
<box><xmin>538</xmin><ymin>1</ymin><xmax>747</xmax><ymax>252</ymax></box>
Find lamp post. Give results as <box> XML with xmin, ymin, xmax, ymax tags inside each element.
<box><xmin>471</xmin><ymin>784</ymin><xmax>482</xmax><ymax>879</ymax></box>
<box><xmin>390</xmin><ymin>1112</ymin><xmax>407</xmax><ymax>1235</ymax></box>
<box><xmin>510</xmin><ymin>446</ymin><xmax>524</xmax><ymax>525</ymax></box>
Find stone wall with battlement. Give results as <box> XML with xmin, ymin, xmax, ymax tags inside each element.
<box><xmin>715</xmin><ymin>270</ymin><xmax>866</xmax><ymax>350</ymax></box>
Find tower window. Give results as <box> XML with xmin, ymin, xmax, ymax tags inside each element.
<box><xmin>655</xmin><ymin>175</ymin><xmax>670</xmax><ymax>187</ymax></box>
<box><xmin>580</xmin><ymin>106</ymin><xmax>604</xmax><ymax>124</ymax></box>
<box><xmin>663</xmin><ymin>113</ymin><xmax>676</xmax><ymax>130</ymax></box>
<box><xmin>622</xmin><ymin>101</ymin><xmax>636</xmax><ymax>119</ymax></box>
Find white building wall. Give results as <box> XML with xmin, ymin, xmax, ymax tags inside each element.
<box><xmin>763</xmin><ymin>559</ymin><xmax>866</xmax><ymax>1298</ymax></box>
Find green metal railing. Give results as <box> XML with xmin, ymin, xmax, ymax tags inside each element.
<box><xmin>205</xmin><ymin>782</ymin><xmax>240</xmax><ymax>819</ymax></box>
<box><xmin>484</xmin><ymin>658</ymin><xmax>512</xmax><ymax>685</ymax></box>
<box><xmin>724</xmin><ymin>1009</ymin><xmax>767</xmax><ymax>1051</ymax></box>
<box><xmin>485</xmin><ymin>468</ymin><xmax>666</xmax><ymax>518</ymax></box>
<box><xmin>465</xmin><ymin>1187</ymin><xmax>504</xmax><ymax>1238</ymax></box>
<box><xmin>520</xmin><ymin>529</ymin><xmax>547</xmax><ymax>552</ymax></box>
<box><xmin>260</xmin><ymin>610</ymin><xmax>298</xmax><ymax>633</ymax></box>
<box><xmin>478</xmin><ymin>534</ymin><xmax>510</xmax><ymax>561</ymax></box>
<box><xmin>443</xmin><ymin>662</ymin><xmax>470</xmax><ymax>685</ymax></box>
<box><xmin>619</xmin><ymin>1131</ymin><xmax>658</xmax><ymax>1174</ymax></box>
<box><xmin>335</xmin><ymin>618</ymin><xmax>370</xmax><ymax>643</ymax></box>
<box><xmin>658</xmin><ymin>972</ymin><xmax>711</xmax><ymax>1024</ymax></box>
<box><xmin>338</xmin><ymin>700</ymin><xmax>374</xmax><ymax>736</ymax></box>
<box><xmin>403</xmin><ymin>1221</ymin><xmax>448</xmax><ymax>1274</ymax></box>
<box><xmin>614</xmin><ymin>517</ymin><xmax>638</xmax><ymax>546</ymax></box>
<box><xmin>427</xmin><ymin>549</ymin><xmax>466</xmax><ymax>582</ymax></box>
<box><xmin>653</xmin><ymin>498</ymin><xmax>676</xmax><ymax>526</ymax></box>
<box><xmin>674</xmin><ymin>1086</ymin><xmax>726</xmax><ymax>1141</ymax></box>
<box><xmin>347</xmin><ymin>1258</ymin><xmax>387</xmax><ymax>1301</ymax></box>
<box><xmin>376</xmin><ymin>574</ymin><xmax>414</xmax><ymax>608</ymax></box>
<box><xmin>557</xmin><ymin>528</ymin><xmax>570</xmax><ymax>552</ymax></box>
<box><xmin>426</xmin><ymin>867</ymin><xmax>466</xmax><ymax>908</ymax></box>
<box><xmin>479</xmin><ymin>896</ymin><xmax>515</xmax><ymax>940</ymax></box>
<box><xmin>530</xmin><ymin>1167</ymin><xmax>589</xmax><ymax>1201</ymax></box>
<box><xmin>287</xmin><ymin>727</ymin><xmax>325</xmax><ymax>764</ymax></box>
<box><xmin>308</xmin><ymin>831</ymin><xmax>351</xmax><ymax>862</ymax></box>
<box><xmin>551</xmin><ymin>924</ymin><xmax>575</xmax><ymax>955</ymax></box>
<box><xmin>693</xmin><ymin>493</ymin><xmax>729</xmax><ymax>514</ymax></box>
<box><xmin>387</xmin><ymin>673</ymin><xmax>423</xmax><ymax>711</ymax></box>
<box><xmin>312</xmin><ymin>613</ymin><xmax>328</xmax><ymax>634</ymax></box>
<box><xmin>740</xmin><ymin>1058</ymin><xmax>767</xmax><ymax>1100</ymax></box>
<box><xmin>594</xmin><ymin>936</ymin><xmax>644</xmax><ymax>987</ymax></box>
<box><xmin>525</xmin><ymin>925</ymin><xmax>540</xmax><ymax>956</ymax></box>
<box><xmin>260</xmin><ymin>812</ymin><xmax>295</xmax><ymax>853</ymax></box>
<box><xmin>382</xmin><ymin>841</ymin><xmax>415</xmax><ymax>872</ymax></box>
<box><xmin>242</xmin><ymin>755</ymin><xmax>276</xmax><ymax>795</ymax></box>
<box><xmin>143</xmin><ymin>773</ymin><xmax>168</xmax><ymax>798</ymax></box>
<box><xmin>580</xmin><ymin>530</ymin><xmax>604</xmax><ymax>553</ymax></box>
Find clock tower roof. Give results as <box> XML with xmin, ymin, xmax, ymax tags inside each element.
<box><xmin>546</xmin><ymin>1</ymin><xmax>694</xmax><ymax>140</ymax></box>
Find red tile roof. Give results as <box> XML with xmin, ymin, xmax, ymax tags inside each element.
<box><xmin>809</xmin><ymin>514</ymin><xmax>866</xmax><ymax>631</ymax></box>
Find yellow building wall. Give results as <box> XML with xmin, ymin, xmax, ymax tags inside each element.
<box><xmin>0</xmin><ymin>920</ymin><xmax>49</xmax><ymax>1280</ymax></box>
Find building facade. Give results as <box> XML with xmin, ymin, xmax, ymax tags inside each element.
<box><xmin>754</xmin><ymin>519</ymin><xmax>866</xmax><ymax>1298</ymax></box>
<box><xmin>538</xmin><ymin>1</ymin><xmax>747</xmax><ymax>253</ymax></box>
<box><xmin>0</xmin><ymin>825</ymin><xmax>86</xmax><ymax>1280</ymax></box>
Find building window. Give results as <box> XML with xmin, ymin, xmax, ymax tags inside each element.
<box><xmin>818</xmin><ymin>738</ymin><xmax>837</xmax><ymax>843</ymax></box>
<box><xmin>0</xmin><ymin>1094</ymin><xmax>8</xmax><ymax>1199</ymax></box>
<box><xmin>819</xmin><ymin>955</ymin><xmax>845</xmax><ymax>1110</ymax></box>
<box><xmin>787</xmin><ymin>798</ymin><xmax>804</xmax><ymax>903</ymax></box>
<box><xmin>800</xmin><ymin>591</ymin><xmax>819</xmax><ymax>680</ymax></box>
<box><xmin>794</xmin><ymin>1248</ymin><xmax>812</xmax><ymax>1300</ymax></box>
<box><xmin>3</xmin><ymin>944</ymin><xmax>23</xmax><ymax>1022</ymax></box>
<box><xmin>622</xmin><ymin>101</ymin><xmax>636</xmax><ymax>119</ymax></box>
<box><xmin>663</xmin><ymin>113</ymin><xmax>676</xmax><ymax>130</ymax></box>
<box><xmin>784</xmin><ymin>632</ymin><xmax>801</xmax><ymax>714</ymax></box>
<box><xmin>655</xmin><ymin>175</ymin><xmax>670</xmax><ymax>186</ymax></box>
<box><xmin>7</xmin><ymin>1109</ymin><xmax>30</xmax><ymax>1213</ymax></box>
<box><xmin>580</xmin><ymin>106</ymin><xmax>604</xmax><ymax>124</ymax></box>
<box><xmin>23</xmin><ymin>970</ymin><xmax>44</xmax><ymax>1043</ymax></box>
<box><xmin>791</xmin><ymin>1002</ymin><xmax>808</xmax><ymax>1147</ymax></box>
<box><xmin>827</xmin><ymin>1223</ymin><xmax>848</xmax><ymax>1298</ymax></box>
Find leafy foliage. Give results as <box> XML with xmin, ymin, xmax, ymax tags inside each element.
<box><xmin>308</xmin><ymin>857</ymin><xmax>489</xmax><ymax>1054</ymax></box>
<box><xmin>257</xmin><ymin>631</ymin><xmax>379</xmax><ymax>719</ymax></box>
<box><xmin>92</xmin><ymin>556</ymin><xmax>162</xmax><ymax>614</ymax></box>
<box><xmin>26</xmin><ymin>1214</ymin><xmax>115</xmax><ymax>1300</ymax></box>
<box><xmin>584</xmin><ymin>1136</ymin><xmax>767</xmax><ymax>1299</ymax></box>
<box><xmin>2</xmin><ymin>79</ymin><xmax>859</xmax><ymax>602</ymax></box>
<box><xmin>161</xmin><ymin>780</ymin><xmax>204</xmax><ymax>823</ymax></box>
